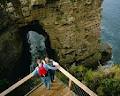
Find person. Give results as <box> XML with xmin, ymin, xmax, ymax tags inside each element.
<box><xmin>44</xmin><ymin>57</ymin><xmax>59</xmax><ymax>82</ymax></box>
<box><xmin>32</xmin><ymin>58</ymin><xmax>58</xmax><ymax>90</ymax></box>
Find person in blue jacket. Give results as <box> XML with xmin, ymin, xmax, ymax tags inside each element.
<box><xmin>45</xmin><ymin>57</ymin><xmax>59</xmax><ymax>82</ymax></box>
<box><xmin>32</xmin><ymin>58</ymin><xmax>58</xmax><ymax>90</ymax></box>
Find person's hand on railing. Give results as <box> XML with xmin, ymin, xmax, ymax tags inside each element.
<box><xmin>49</xmin><ymin>59</ymin><xmax>53</xmax><ymax>61</ymax></box>
<box><xmin>49</xmin><ymin>59</ymin><xmax>60</xmax><ymax>69</ymax></box>
<box><xmin>52</xmin><ymin>60</ymin><xmax>59</xmax><ymax>65</ymax></box>
<box><xmin>56</xmin><ymin>65</ymin><xmax>60</xmax><ymax>69</ymax></box>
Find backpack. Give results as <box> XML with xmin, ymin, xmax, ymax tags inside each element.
<box><xmin>38</xmin><ymin>64</ymin><xmax>48</xmax><ymax>77</ymax></box>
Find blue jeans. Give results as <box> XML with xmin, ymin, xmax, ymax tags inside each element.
<box><xmin>41</xmin><ymin>76</ymin><xmax>51</xmax><ymax>90</ymax></box>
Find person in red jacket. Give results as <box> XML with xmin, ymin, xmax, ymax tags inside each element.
<box><xmin>32</xmin><ymin>58</ymin><xmax>58</xmax><ymax>90</ymax></box>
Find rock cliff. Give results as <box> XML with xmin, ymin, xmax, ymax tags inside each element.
<box><xmin>0</xmin><ymin>0</ymin><xmax>103</xmax><ymax>90</ymax></box>
<box><xmin>0</xmin><ymin>0</ymin><xmax>103</xmax><ymax>73</ymax></box>
<box><xmin>26</xmin><ymin>0</ymin><xmax>103</xmax><ymax>67</ymax></box>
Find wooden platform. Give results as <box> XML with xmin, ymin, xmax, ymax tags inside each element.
<box><xmin>26</xmin><ymin>79</ymin><xmax>76</xmax><ymax>96</ymax></box>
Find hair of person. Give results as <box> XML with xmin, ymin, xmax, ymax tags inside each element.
<box><xmin>35</xmin><ymin>56</ymin><xmax>41</xmax><ymax>63</ymax></box>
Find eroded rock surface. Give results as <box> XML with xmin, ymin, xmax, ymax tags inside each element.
<box><xmin>0</xmin><ymin>0</ymin><xmax>103</xmax><ymax>71</ymax></box>
<box><xmin>28</xmin><ymin>0</ymin><xmax>102</xmax><ymax>66</ymax></box>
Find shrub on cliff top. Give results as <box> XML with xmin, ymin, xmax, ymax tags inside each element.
<box><xmin>97</xmin><ymin>78</ymin><xmax>120</xmax><ymax>96</ymax></box>
<box><xmin>69</xmin><ymin>64</ymin><xmax>120</xmax><ymax>96</ymax></box>
<box><xmin>83</xmin><ymin>65</ymin><xmax>120</xmax><ymax>96</ymax></box>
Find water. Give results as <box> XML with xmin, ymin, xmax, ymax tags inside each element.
<box><xmin>27</xmin><ymin>31</ymin><xmax>46</xmax><ymax>71</ymax></box>
<box><xmin>101</xmin><ymin>0</ymin><xmax>120</xmax><ymax>64</ymax></box>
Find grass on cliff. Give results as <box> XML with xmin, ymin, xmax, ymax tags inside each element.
<box><xmin>69</xmin><ymin>64</ymin><xmax>120</xmax><ymax>96</ymax></box>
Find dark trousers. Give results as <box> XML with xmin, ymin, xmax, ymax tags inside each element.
<box><xmin>48</xmin><ymin>69</ymin><xmax>55</xmax><ymax>82</ymax></box>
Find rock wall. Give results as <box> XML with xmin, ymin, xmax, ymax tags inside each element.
<box><xmin>0</xmin><ymin>0</ymin><xmax>103</xmax><ymax>76</ymax></box>
<box><xmin>0</xmin><ymin>27</ymin><xmax>22</xmax><ymax>80</ymax></box>
<box><xmin>27</xmin><ymin>0</ymin><xmax>103</xmax><ymax>67</ymax></box>
<box><xmin>0</xmin><ymin>6</ymin><xmax>22</xmax><ymax>81</ymax></box>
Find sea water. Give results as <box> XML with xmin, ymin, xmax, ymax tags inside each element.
<box><xmin>101</xmin><ymin>0</ymin><xmax>120</xmax><ymax>64</ymax></box>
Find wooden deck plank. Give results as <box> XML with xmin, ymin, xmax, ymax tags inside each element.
<box><xmin>26</xmin><ymin>79</ymin><xmax>76</xmax><ymax>96</ymax></box>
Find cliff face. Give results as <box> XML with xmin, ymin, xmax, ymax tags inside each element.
<box><xmin>0</xmin><ymin>0</ymin><xmax>103</xmax><ymax>71</ymax></box>
<box><xmin>0</xmin><ymin>0</ymin><xmax>103</xmax><ymax>93</ymax></box>
<box><xmin>0</xmin><ymin>28</ymin><xmax>22</xmax><ymax>80</ymax></box>
<box><xmin>27</xmin><ymin>0</ymin><xmax>102</xmax><ymax>66</ymax></box>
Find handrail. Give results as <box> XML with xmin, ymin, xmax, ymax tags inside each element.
<box><xmin>0</xmin><ymin>73</ymin><xmax>34</xmax><ymax>96</ymax></box>
<box><xmin>0</xmin><ymin>65</ymin><xmax>97</xmax><ymax>96</ymax></box>
<box><xmin>58</xmin><ymin>66</ymin><xmax>97</xmax><ymax>96</ymax></box>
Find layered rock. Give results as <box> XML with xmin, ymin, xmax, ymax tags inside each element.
<box><xmin>0</xmin><ymin>0</ymin><xmax>103</xmax><ymax>68</ymax></box>
<box><xmin>26</xmin><ymin>0</ymin><xmax>103</xmax><ymax>67</ymax></box>
<box><xmin>0</xmin><ymin>0</ymin><xmax>104</xmax><ymax>93</ymax></box>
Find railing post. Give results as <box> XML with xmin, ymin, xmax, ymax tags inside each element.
<box><xmin>69</xmin><ymin>79</ymin><xmax>72</xmax><ymax>89</ymax></box>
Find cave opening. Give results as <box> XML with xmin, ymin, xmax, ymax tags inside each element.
<box><xmin>7</xmin><ymin>20</ymin><xmax>55</xmax><ymax>95</ymax></box>
<box><xmin>18</xmin><ymin>20</ymin><xmax>54</xmax><ymax>76</ymax></box>
<box><xmin>1</xmin><ymin>20</ymin><xmax>57</xmax><ymax>95</ymax></box>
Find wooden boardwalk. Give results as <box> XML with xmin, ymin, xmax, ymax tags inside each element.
<box><xmin>0</xmin><ymin>66</ymin><xmax>97</xmax><ymax>96</ymax></box>
<box><xmin>26</xmin><ymin>79</ymin><xmax>76</xmax><ymax>96</ymax></box>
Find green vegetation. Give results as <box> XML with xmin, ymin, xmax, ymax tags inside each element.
<box><xmin>56</xmin><ymin>71</ymin><xmax>69</xmax><ymax>85</ymax></box>
<box><xmin>97</xmin><ymin>78</ymin><xmax>120</xmax><ymax>96</ymax></box>
<box><xmin>70</xmin><ymin>65</ymin><xmax>120</xmax><ymax>96</ymax></box>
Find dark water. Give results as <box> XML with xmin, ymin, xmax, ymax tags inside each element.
<box><xmin>101</xmin><ymin>0</ymin><xmax>120</xmax><ymax>64</ymax></box>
